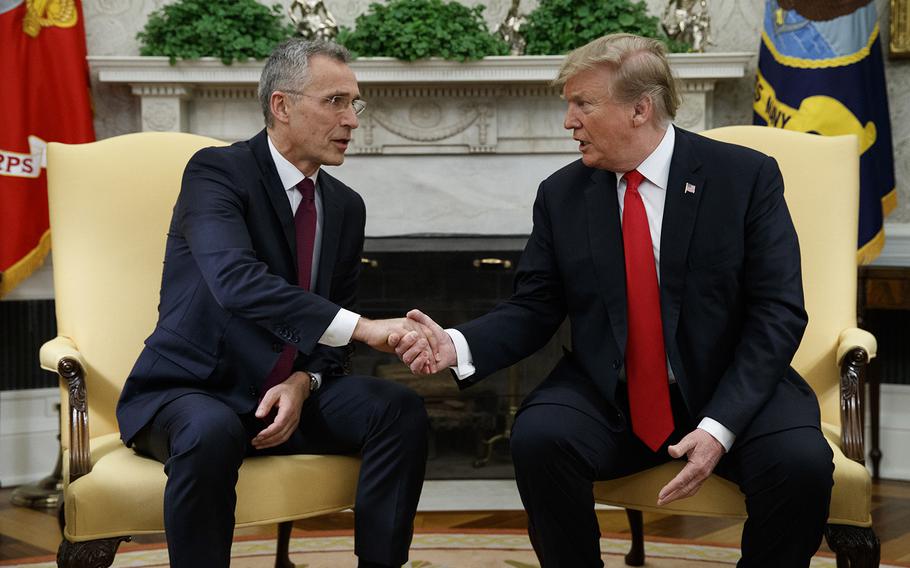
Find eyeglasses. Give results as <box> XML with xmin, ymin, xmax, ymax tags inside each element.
<box><xmin>281</xmin><ymin>90</ymin><xmax>367</xmax><ymax>116</ymax></box>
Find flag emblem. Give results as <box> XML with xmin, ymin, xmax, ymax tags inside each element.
<box><xmin>754</xmin><ymin>0</ymin><xmax>895</xmax><ymax>264</ymax></box>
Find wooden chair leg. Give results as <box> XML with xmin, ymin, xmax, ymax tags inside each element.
<box><xmin>57</xmin><ymin>536</ymin><xmax>130</xmax><ymax>568</ymax></box>
<box><xmin>275</xmin><ymin>520</ymin><xmax>295</xmax><ymax>568</ymax></box>
<box><xmin>825</xmin><ymin>524</ymin><xmax>880</xmax><ymax>568</ymax></box>
<box><xmin>624</xmin><ymin>508</ymin><xmax>645</xmax><ymax>566</ymax></box>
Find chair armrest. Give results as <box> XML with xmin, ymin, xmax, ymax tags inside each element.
<box><xmin>837</xmin><ymin>328</ymin><xmax>877</xmax><ymax>464</ymax></box>
<box><xmin>837</xmin><ymin>328</ymin><xmax>877</xmax><ymax>364</ymax></box>
<box><xmin>41</xmin><ymin>336</ymin><xmax>92</xmax><ymax>482</ymax></box>
<box><xmin>40</xmin><ymin>335</ymin><xmax>86</xmax><ymax>372</ymax></box>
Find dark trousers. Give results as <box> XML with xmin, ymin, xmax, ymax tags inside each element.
<box><xmin>132</xmin><ymin>374</ymin><xmax>429</xmax><ymax>568</ymax></box>
<box><xmin>510</xmin><ymin>376</ymin><xmax>834</xmax><ymax>568</ymax></box>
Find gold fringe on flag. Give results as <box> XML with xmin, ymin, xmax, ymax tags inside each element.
<box><xmin>0</xmin><ymin>229</ymin><xmax>51</xmax><ymax>298</ymax></box>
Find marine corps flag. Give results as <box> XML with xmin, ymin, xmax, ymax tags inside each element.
<box><xmin>0</xmin><ymin>0</ymin><xmax>94</xmax><ymax>297</ymax></box>
<box><xmin>754</xmin><ymin>0</ymin><xmax>895</xmax><ymax>263</ymax></box>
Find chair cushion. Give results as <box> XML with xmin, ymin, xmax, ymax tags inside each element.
<box><xmin>63</xmin><ymin>433</ymin><xmax>360</xmax><ymax>541</ymax></box>
<box><xmin>593</xmin><ymin>427</ymin><xmax>871</xmax><ymax>527</ymax></box>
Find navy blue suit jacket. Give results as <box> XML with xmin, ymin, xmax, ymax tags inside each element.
<box><xmin>455</xmin><ymin>128</ymin><xmax>820</xmax><ymax>445</ymax></box>
<box><xmin>117</xmin><ymin>129</ymin><xmax>366</xmax><ymax>444</ymax></box>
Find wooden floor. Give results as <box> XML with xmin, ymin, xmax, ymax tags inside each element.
<box><xmin>2</xmin><ymin>479</ymin><xmax>909</xmax><ymax>564</ymax></box>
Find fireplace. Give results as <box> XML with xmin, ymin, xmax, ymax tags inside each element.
<box><xmin>352</xmin><ymin>237</ymin><xmax>569</xmax><ymax>479</ymax></box>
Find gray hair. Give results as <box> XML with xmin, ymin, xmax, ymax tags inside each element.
<box><xmin>554</xmin><ymin>33</ymin><xmax>680</xmax><ymax>124</ymax></box>
<box><xmin>258</xmin><ymin>38</ymin><xmax>351</xmax><ymax>127</ymax></box>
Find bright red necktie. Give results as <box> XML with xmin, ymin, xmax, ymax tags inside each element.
<box><xmin>262</xmin><ymin>178</ymin><xmax>317</xmax><ymax>394</ymax></box>
<box><xmin>621</xmin><ymin>170</ymin><xmax>674</xmax><ymax>451</ymax></box>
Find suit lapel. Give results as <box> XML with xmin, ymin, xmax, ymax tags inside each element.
<box><xmin>249</xmin><ymin>130</ymin><xmax>296</xmax><ymax>261</ymax></box>
<box><xmin>584</xmin><ymin>168</ymin><xmax>628</xmax><ymax>356</ymax></box>
<box><xmin>315</xmin><ymin>173</ymin><xmax>344</xmax><ymax>296</ymax></box>
<box><xmin>659</xmin><ymin>129</ymin><xmax>704</xmax><ymax>354</ymax></box>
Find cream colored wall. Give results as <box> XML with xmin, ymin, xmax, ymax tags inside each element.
<box><xmin>83</xmin><ymin>0</ymin><xmax>909</xmax><ymax>221</ymax></box>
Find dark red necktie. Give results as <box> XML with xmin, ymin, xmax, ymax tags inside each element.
<box><xmin>262</xmin><ymin>178</ymin><xmax>317</xmax><ymax>394</ymax></box>
<box><xmin>621</xmin><ymin>170</ymin><xmax>674</xmax><ymax>451</ymax></box>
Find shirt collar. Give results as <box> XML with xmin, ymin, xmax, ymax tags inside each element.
<box><xmin>623</xmin><ymin>124</ymin><xmax>675</xmax><ymax>190</ymax></box>
<box><xmin>267</xmin><ymin>134</ymin><xmax>319</xmax><ymax>191</ymax></box>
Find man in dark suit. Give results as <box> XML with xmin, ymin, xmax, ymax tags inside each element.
<box><xmin>117</xmin><ymin>39</ymin><xmax>433</xmax><ymax>568</ymax></box>
<box><xmin>393</xmin><ymin>33</ymin><xmax>834</xmax><ymax>567</ymax></box>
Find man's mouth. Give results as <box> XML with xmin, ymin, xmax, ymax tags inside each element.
<box><xmin>332</xmin><ymin>139</ymin><xmax>350</xmax><ymax>150</ymax></box>
<box><xmin>576</xmin><ymin>139</ymin><xmax>589</xmax><ymax>150</ymax></box>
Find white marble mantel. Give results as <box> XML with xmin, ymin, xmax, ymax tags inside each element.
<box><xmin>89</xmin><ymin>54</ymin><xmax>752</xmax><ymax>237</ymax></box>
<box><xmin>91</xmin><ymin>53</ymin><xmax>753</xmax><ymax>84</ymax></box>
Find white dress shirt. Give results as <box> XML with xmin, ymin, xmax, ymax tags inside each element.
<box><xmin>445</xmin><ymin>125</ymin><xmax>735</xmax><ymax>451</ymax></box>
<box><xmin>267</xmin><ymin>136</ymin><xmax>360</xmax><ymax>387</ymax></box>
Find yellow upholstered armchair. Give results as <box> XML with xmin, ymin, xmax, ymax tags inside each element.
<box><xmin>43</xmin><ymin>132</ymin><xmax>361</xmax><ymax>567</ymax></box>
<box><xmin>594</xmin><ymin>126</ymin><xmax>879</xmax><ymax>567</ymax></box>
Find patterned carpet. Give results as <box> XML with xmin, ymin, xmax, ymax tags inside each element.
<box><xmin>2</xmin><ymin>532</ymin><xmax>905</xmax><ymax>567</ymax></box>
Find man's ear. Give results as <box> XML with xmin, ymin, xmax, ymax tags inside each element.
<box><xmin>631</xmin><ymin>95</ymin><xmax>653</xmax><ymax>127</ymax></box>
<box><xmin>270</xmin><ymin>91</ymin><xmax>292</xmax><ymax>126</ymax></box>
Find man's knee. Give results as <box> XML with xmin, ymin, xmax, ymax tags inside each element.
<box><xmin>169</xmin><ymin>411</ymin><xmax>247</xmax><ymax>476</ymax></box>
<box><xmin>741</xmin><ymin>428</ymin><xmax>834</xmax><ymax>502</ymax></box>
<box><xmin>364</xmin><ymin>379</ymin><xmax>429</xmax><ymax>441</ymax></box>
<box><xmin>510</xmin><ymin>407</ymin><xmax>570</xmax><ymax>468</ymax></box>
<box><xmin>784</xmin><ymin>432</ymin><xmax>834</xmax><ymax>497</ymax></box>
<box><xmin>381</xmin><ymin>380</ymin><xmax>428</xmax><ymax>421</ymax></box>
<box><xmin>777</xmin><ymin>430</ymin><xmax>832</xmax><ymax>481</ymax></box>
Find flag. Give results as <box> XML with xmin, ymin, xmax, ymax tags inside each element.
<box><xmin>753</xmin><ymin>0</ymin><xmax>895</xmax><ymax>264</ymax></box>
<box><xmin>0</xmin><ymin>0</ymin><xmax>95</xmax><ymax>297</ymax></box>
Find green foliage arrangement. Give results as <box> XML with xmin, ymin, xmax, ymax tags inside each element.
<box><xmin>337</xmin><ymin>0</ymin><xmax>510</xmax><ymax>61</ymax></box>
<box><xmin>137</xmin><ymin>0</ymin><xmax>295</xmax><ymax>65</ymax></box>
<box><xmin>523</xmin><ymin>0</ymin><xmax>689</xmax><ymax>55</ymax></box>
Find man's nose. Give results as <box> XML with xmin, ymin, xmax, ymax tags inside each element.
<box><xmin>341</xmin><ymin>106</ymin><xmax>359</xmax><ymax>128</ymax></box>
<box><xmin>564</xmin><ymin>107</ymin><xmax>580</xmax><ymax>130</ymax></box>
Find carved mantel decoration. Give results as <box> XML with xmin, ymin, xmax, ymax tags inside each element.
<box><xmin>89</xmin><ymin>54</ymin><xmax>752</xmax><ymax>237</ymax></box>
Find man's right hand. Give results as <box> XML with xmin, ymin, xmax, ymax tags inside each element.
<box><xmin>391</xmin><ymin>309</ymin><xmax>457</xmax><ymax>374</ymax></box>
<box><xmin>352</xmin><ymin>316</ymin><xmax>438</xmax><ymax>372</ymax></box>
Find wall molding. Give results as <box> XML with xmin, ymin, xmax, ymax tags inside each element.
<box><xmin>0</xmin><ymin>388</ymin><xmax>59</xmax><ymax>487</ymax></box>
<box><xmin>867</xmin><ymin>383</ymin><xmax>910</xmax><ymax>481</ymax></box>
<box><xmin>872</xmin><ymin>222</ymin><xmax>910</xmax><ymax>267</ymax></box>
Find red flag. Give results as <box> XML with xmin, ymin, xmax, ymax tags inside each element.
<box><xmin>0</xmin><ymin>0</ymin><xmax>95</xmax><ymax>297</ymax></box>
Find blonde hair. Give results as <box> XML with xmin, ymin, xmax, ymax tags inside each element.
<box><xmin>554</xmin><ymin>34</ymin><xmax>680</xmax><ymax>123</ymax></box>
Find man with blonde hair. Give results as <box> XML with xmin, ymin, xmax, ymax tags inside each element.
<box><xmin>394</xmin><ymin>33</ymin><xmax>833</xmax><ymax>566</ymax></box>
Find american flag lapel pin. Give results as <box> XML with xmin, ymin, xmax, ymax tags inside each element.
<box><xmin>684</xmin><ymin>182</ymin><xmax>696</xmax><ymax>195</ymax></box>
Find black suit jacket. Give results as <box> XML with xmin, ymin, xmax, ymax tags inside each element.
<box><xmin>117</xmin><ymin>129</ymin><xmax>366</xmax><ymax>444</ymax></box>
<box><xmin>456</xmin><ymin>128</ymin><xmax>820</xmax><ymax>445</ymax></box>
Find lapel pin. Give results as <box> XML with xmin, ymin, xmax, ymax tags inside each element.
<box><xmin>684</xmin><ymin>182</ymin><xmax>696</xmax><ymax>195</ymax></box>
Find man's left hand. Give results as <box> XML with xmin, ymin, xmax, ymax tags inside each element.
<box><xmin>657</xmin><ymin>429</ymin><xmax>724</xmax><ymax>506</ymax></box>
<box><xmin>251</xmin><ymin>371</ymin><xmax>310</xmax><ymax>449</ymax></box>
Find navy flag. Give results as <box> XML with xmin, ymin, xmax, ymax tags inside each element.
<box><xmin>754</xmin><ymin>0</ymin><xmax>895</xmax><ymax>263</ymax></box>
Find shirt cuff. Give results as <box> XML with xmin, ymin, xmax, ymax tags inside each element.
<box><xmin>444</xmin><ymin>328</ymin><xmax>476</xmax><ymax>380</ymax></box>
<box><xmin>698</xmin><ymin>417</ymin><xmax>736</xmax><ymax>452</ymax></box>
<box><xmin>318</xmin><ymin>308</ymin><xmax>359</xmax><ymax>347</ymax></box>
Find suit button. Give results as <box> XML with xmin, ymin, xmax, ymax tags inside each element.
<box><xmin>248</xmin><ymin>386</ymin><xmax>258</xmax><ymax>397</ymax></box>
<box><xmin>612</xmin><ymin>359</ymin><xmax>622</xmax><ymax>370</ymax></box>
<box><xmin>290</xmin><ymin>334</ymin><xmax>300</xmax><ymax>344</ymax></box>
<box><xmin>272</xmin><ymin>343</ymin><xmax>283</xmax><ymax>353</ymax></box>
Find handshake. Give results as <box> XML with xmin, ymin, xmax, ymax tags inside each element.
<box><xmin>351</xmin><ymin>309</ymin><xmax>455</xmax><ymax>375</ymax></box>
